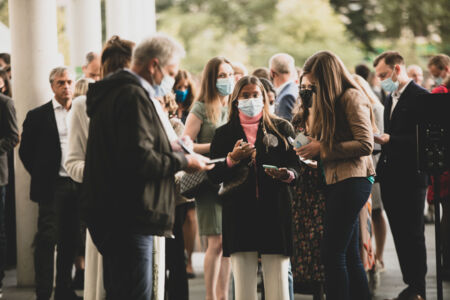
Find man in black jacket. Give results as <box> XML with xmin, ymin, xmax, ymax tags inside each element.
<box><xmin>82</xmin><ymin>34</ymin><xmax>211</xmax><ymax>300</ymax></box>
<box><xmin>0</xmin><ymin>92</ymin><xmax>18</xmax><ymax>295</ymax></box>
<box><xmin>374</xmin><ymin>51</ymin><xmax>429</xmax><ymax>300</ymax></box>
<box><xmin>19</xmin><ymin>67</ymin><xmax>81</xmax><ymax>300</ymax></box>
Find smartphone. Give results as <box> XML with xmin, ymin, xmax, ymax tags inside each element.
<box><xmin>206</xmin><ymin>157</ymin><xmax>226</xmax><ymax>165</ymax></box>
<box><xmin>178</xmin><ymin>139</ymin><xmax>194</xmax><ymax>155</ymax></box>
<box><xmin>263</xmin><ymin>164</ymin><xmax>279</xmax><ymax>170</ymax></box>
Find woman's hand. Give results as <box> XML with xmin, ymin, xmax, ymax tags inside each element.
<box><xmin>229</xmin><ymin>139</ymin><xmax>256</xmax><ymax>161</ymax></box>
<box><xmin>265</xmin><ymin>167</ymin><xmax>290</xmax><ymax>181</ymax></box>
<box><xmin>295</xmin><ymin>137</ymin><xmax>320</xmax><ymax>160</ymax></box>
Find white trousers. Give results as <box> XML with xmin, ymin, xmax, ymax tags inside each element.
<box><xmin>230</xmin><ymin>252</ymin><xmax>289</xmax><ymax>300</ymax></box>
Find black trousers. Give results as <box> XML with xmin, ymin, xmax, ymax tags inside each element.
<box><xmin>34</xmin><ymin>178</ymin><xmax>81</xmax><ymax>299</ymax></box>
<box><xmin>165</xmin><ymin>203</ymin><xmax>189</xmax><ymax>300</ymax></box>
<box><xmin>380</xmin><ymin>179</ymin><xmax>427</xmax><ymax>298</ymax></box>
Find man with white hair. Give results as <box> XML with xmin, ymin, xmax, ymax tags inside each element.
<box><xmin>81</xmin><ymin>34</ymin><xmax>212</xmax><ymax>299</ymax></box>
<box><xmin>406</xmin><ymin>65</ymin><xmax>424</xmax><ymax>86</ymax></box>
<box><xmin>269</xmin><ymin>53</ymin><xmax>298</xmax><ymax>120</ymax></box>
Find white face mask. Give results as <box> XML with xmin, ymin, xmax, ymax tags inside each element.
<box><xmin>237</xmin><ymin>97</ymin><xmax>264</xmax><ymax>117</ymax></box>
<box><xmin>153</xmin><ymin>64</ymin><xmax>175</xmax><ymax>97</ymax></box>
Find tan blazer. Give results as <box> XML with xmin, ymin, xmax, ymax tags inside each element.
<box><xmin>319</xmin><ymin>88</ymin><xmax>375</xmax><ymax>185</ymax></box>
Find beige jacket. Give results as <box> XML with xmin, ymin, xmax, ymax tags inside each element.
<box><xmin>320</xmin><ymin>88</ymin><xmax>375</xmax><ymax>185</ymax></box>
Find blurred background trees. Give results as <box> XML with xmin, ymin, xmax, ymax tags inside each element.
<box><xmin>154</xmin><ymin>0</ymin><xmax>449</xmax><ymax>72</ymax></box>
<box><xmin>1</xmin><ymin>0</ymin><xmax>448</xmax><ymax>73</ymax></box>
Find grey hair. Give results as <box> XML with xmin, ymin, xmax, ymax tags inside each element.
<box><xmin>132</xmin><ymin>33</ymin><xmax>186</xmax><ymax>68</ymax></box>
<box><xmin>49</xmin><ymin>67</ymin><xmax>72</xmax><ymax>84</ymax></box>
<box><xmin>269</xmin><ymin>53</ymin><xmax>295</xmax><ymax>74</ymax></box>
<box><xmin>74</xmin><ymin>78</ymin><xmax>95</xmax><ymax>98</ymax></box>
<box><xmin>84</xmin><ymin>52</ymin><xmax>99</xmax><ymax>66</ymax></box>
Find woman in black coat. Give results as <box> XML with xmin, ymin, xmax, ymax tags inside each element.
<box><xmin>208</xmin><ymin>76</ymin><xmax>300</xmax><ymax>300</ymax></box>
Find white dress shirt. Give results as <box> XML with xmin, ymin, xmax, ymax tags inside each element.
<box><xmin>52</xmin><ymin>98</ymin><xmax>70</xmax><ymax>177</ymax></box>
<box><xmin>126</xmin><ymin>69</ymin><xmax>178</xmax><ymax>142</ymax></box>
<box><xmin>390</xmin><ymin>79</ymin><xmax>412</xmax><ymax>118</ymax></box>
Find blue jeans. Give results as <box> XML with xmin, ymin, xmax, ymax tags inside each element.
<box><xmin>103</xmin><ymin>234</ymin><xmax>154</xmax><ymax>300</ymax></box>
<box><xmin>0</xmin><ymin>186</ymin><xmax>5</xmax><ymax>287</ymax></box>
<box><xmin>322</xmin><ymin>177</ymin><xmax>372</xmax><ymax>300</ymax></box>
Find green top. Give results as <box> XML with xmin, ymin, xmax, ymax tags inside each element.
<box><xmin>366</xmin><ymin>175</ymin><xmax>375</xmax><ymax>184</ymax></box>
<box><xmin>190</xmin><ymin>101</ymin><xmax>228</xmax><ymax>144</ymax></box>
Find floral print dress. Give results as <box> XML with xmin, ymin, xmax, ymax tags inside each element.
<box><xmin>291</xmin><ymin>159</ymin><xmax>326</xmax><ymax>289</ymax></box>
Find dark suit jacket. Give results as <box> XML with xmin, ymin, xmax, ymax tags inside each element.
<box><xmin>19</xmin><ymin>101</ymin><xmax>62</xmax><ymax>202</ymax></box>
<box><xmin>274</xmin><ymin>81</ymin><xmax>298</xmax><ymax>121</ymax></box>
<box><xmin>0</xmin><ymin>94</ymin><xmax>19</xmax><ymax>186</ymax></box>
<box><xmin>377</xmin><ymin>81</ymin><xmax>429</xmax><ymax>187</ymax></box>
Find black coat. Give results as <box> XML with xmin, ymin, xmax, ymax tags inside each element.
<box><xmin>377</xmin><ymin>81</ymin><xmax>429</xmax><ymax>187</ymax></box>
<box><xmin>82</xmin><ymin>70</ymin><xmax>187</xmax><ymax>254</ymax></box>
<box><xmin>0</xmin><ymin>94</ymin><xmax>19</xmax><ymax>186</ymax></box>
<box><xmin>19</xmin><ymin>101</ymin><xmax>61</xmax><ymax>201</ymax></box>
<box><xmin>208</xmin><ymin>117</ymin><xmax>300</xmax><ymax>257</ymax></box>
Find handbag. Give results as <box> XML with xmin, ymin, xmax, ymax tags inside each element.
<box><xmin>218</xmin><ymin>164</ymin><xmax>249</xmax><ymax>196</ymax></box>
<box><xmin>179</xmin><ymin>171</ymin><xmax>208</xmax><ymax>198</ymax></box>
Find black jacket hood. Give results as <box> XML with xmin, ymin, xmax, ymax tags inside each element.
<box><xmin>86</xmin><ymin>70</ymin><xmax>142</xmax><ymax>118</ymax></box>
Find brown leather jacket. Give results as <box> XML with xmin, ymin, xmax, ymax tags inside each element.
<box><xmin>319</xmin><ymin>88</ymin><xmax>375</xmax><ymax>185</ymax></box>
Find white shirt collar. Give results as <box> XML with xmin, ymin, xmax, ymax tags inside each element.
<box><xmin>393</xmin><ymin>79</ymin><xmax>412</xmax><ymax>99</ymax></box>
<box><xmin>52</xmin><ymin>97</ymin><xmax>65</xmax><ymax>110</ymax></box>
<box><xmin>125</xmin><ymin>69</ymin><xmax>156</xmax><ymax>98</ymax></box>
<box><xmin>275</xmin><ymin>80</ymin><xmax>294</xmax><ymax>96</ymax></box>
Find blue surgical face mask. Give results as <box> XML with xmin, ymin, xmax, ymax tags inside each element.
<box><xmin>380</xmin><ymin>70</ymin><xmax>399</xmax><ymax>93</ymax></box>
<box><xmin>434</xmin><ymin>77</ymin><xmax>443</xmax><ymax>86</ymax></box>
<box><xmin>216</xmin><ymin>77</ymin><xmax>234</xmax><ymax>96</ymax></box>
<box><xmin>237</xmin><ymin>97</ymin><xmax>264</xmax><ymax>117</ymax></box>
<box><xmin>175</xmin><ymin>89</ymin><xmax>189</xmax><ymax>103</ymax></box>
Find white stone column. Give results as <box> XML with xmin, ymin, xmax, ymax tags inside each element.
<box><xmin>9</xmin><ymin>0</ymin><xmax>59</xmax><ymax>286</ymax></box>
<box><xmin>105</xmin><ymin>0</ymin><xmax>131</xmax><ymax>40</ymax></box>
<box><xmin>68</xmin><ymin>0</ymin><xmax>102</xmax><ymax>77</ymax></box>
<box><xmin>141</xmin><ymin>0</ymin><xmax>156</xmax><ymax>38</ymax></box>
<box><xmin>106</xmin><ymin>0</ymin><xmax>156</xmax><ymax>43</ymax></box>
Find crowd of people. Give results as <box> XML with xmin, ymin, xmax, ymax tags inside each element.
<box><xmin>0</xmin><ymin>33</ymin><xmax>449</xmax><ymax>300</ymax></box>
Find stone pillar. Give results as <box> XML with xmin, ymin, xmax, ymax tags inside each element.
<box><xmin>68</xmin><ymin>0</ymin><xmax>102</xmax><ymax>77</ymax></box>
<box><xmin>105</xmin><ymin>0</ymin><xmax>131</xmax><ymax>40</ymax></box>
<box><xmin>106</xmin><ymin>0</ymin><xmax>156</xmax><ymax>43</ymax></box>
<box><xmin>141</xmin><ymin>0</ymin><xmax>156</xmax><ymax>38</ymax></box>
<box><xmin>9</xmin><ymin>0</ymin><xmax>59</xmax><ymax>286</ymax></box>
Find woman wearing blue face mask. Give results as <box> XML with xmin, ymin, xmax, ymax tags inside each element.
<box><xmin>173</xmin><ymin>70</ymin><xmax>197</xmax><ymax>124</ymax></box>
<box><xmin>183</xmin><ymin>57</ymin><xmax>233</xmax><ymax>300</ymax></box>
<box><xmin>208</xmin><ymin>76</ymin><xmax>300</xmax><ymax>300</ymax></box>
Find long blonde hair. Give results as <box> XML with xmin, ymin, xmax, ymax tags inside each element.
<box><xmin>302</xmin><ymin>51</ymin><xmax>374</xmax><ymax>151</ymax></box>
<box><xmin>196</xmin><ymin>57</ymin><xmax>232</xmax><ymax>124</ymax></box>
<box><xmin>228</xmin><ymin>76</ymin><xmax>289</xmax><ymax>149</ymax></box>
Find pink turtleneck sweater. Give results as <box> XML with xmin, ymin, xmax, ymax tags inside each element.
<box><xmin>227</xmin><ymin>111</ymin><xmax>294</xmax><ymax>183</ymax></box>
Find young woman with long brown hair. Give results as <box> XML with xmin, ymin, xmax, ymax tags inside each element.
<box><xmin>296</xmin><ymin>51</ymin><xmax>375</xmax><ymax>300</ymax></box>
<box><xmin>183</xmin><ymin>57</ymin><xmax>234</xmax><ymax>300</ymax></box>
<box><xmin>208</xmin><ymin>75</ymin><xmax>300</xmax><ymax>300</ymax></box>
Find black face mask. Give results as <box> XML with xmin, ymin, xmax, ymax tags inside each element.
<box><xmin>299</xmin><ymin>88</ymin><xmax>315</xmax><ymax>108</ymax></box>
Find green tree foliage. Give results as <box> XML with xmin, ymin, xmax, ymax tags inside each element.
<box><xmin>329</xmin><ymin>0</ymin><xmax>450</xmax><ymax>54</ymax></box>
<box><xmin>0</xmin><ymin>0</ymin><xmax>8</xmax><ymax>27</ymax></box>
<box><xmin>158</xmin><ymin>0</ymin><xmax>364</xmax><ymax>73</ymax></box>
